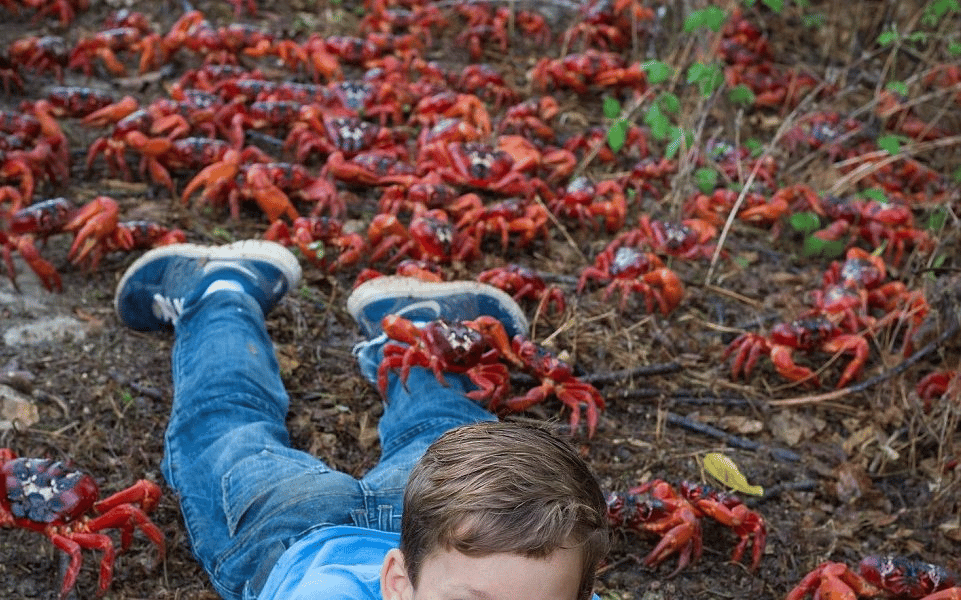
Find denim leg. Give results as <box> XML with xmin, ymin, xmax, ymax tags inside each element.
<box><xmin>163</xmin><ymin>291</ymin><xmax>363</xmax><ymax>600</ymax></box>
<box><xmin>360</xmin><ymin>368</ymin><xmax>497</xmax><ymax>526</ymax></box>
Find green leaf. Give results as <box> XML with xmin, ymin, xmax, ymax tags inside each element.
<box><xmin>728</xmin><ymin>84</ymin><xmax>756</xmax><ymax>105</ymax></box>
<box><xmin>694</xmin><ymin>167</ymin><xmax>719</xmax><ymax>193</ymax></box>
<box><xmin>885</xmin><ymin>80</ymin><xmax>909</xmax><ymax>96</ymax></box>
<box><xmin>762</xmin><ymin>0</ymin><xmax>784</xmax><ymax>13</ymax></box>
<box><xmin>877</xmin><ymin>134</ymin><xmax>904</xmax><ymax>155</ymax></box>
<box><xmin>642</xmin><ymin>60</ymin><xmax>672</xmax><ymax>85</ymax></box>
<box><xmin>211</xmin><ymin>227</ymin><xmax>234</xmax><ymax>241</ymax></box>
<box><xmin>644</xmin><ymin>104</ymin><xmax>669</xmax><ymax>139</ymax></box>
<box><xmin>607</xmin><ymin>119</ymin><xmax>628</xmax><ymax>153</ymax></box>
<box><xmin>688</xmin><ymin>63</ymin><xmax>724</xmax><ymax>96</ymax></box>
<box><xmin>953</xmin><ymin>165</ymin><xmax>961</xmax><ymax>184</ymax></box>
<box><xmin>949</xmin><ymin>41</ymin><xmax>961</xmax><ymax>56</ymax></box>
<box><xmin>922</xmin><ymin>0</ymin><xmax>960</xmax><ymax>27</ymax></box>
<box><xmin>745</xmin><ymin>138</ymin><xmax>764</xmax><ymax>157</ymax></box>
<box><xmin>658</xmin><ymin>92</ymin><xmax>681</xmax><ymax>114</ymax></box>
<box><xmin>927</xmin><ymin>206</ymin><xmax>948</xmax><ymax>230</ymax></box>
<box><xmin>803</xmin><ymin>236</ymin><xmax>846</xmax><ymax>258</ymax></box>
<box><xmin>602</xmin><ymin>96</ymin><xmax>621</xmax><ymax>120</ymax></box>
<box><xmin>789</xmin><ymin>211</ymin><xmax>821</xmax><ymax>234</ymax></box>
<box><xmin>906</xmin><ymin>31</ymin><xmax>928</xmax><ymax>44</ymax></box>
<box><xmin>859</xmin><ymin>188</ymin><xmax>888</xmax><ymax>203</ymax></box>
<box><xmin>665</xmin><ymin>126</ymin><xmax>692</xmax><ymax>158</ymax></box>
<box><xmin>877</xmin><ymin>30</ymin><xmax>899</xmax><ymax>47</ymax></box>
<box><xmin>684</xmin><ymin>6</ymin><xmax>727</xmax><ymax>33</ymax></box>
<box><xmin>703</xmin><ymin>452</ymin><xmax>764</xmax><ymax>496</ymax></box>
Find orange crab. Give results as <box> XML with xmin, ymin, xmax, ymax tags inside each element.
<box><xmin>378</xmin><ymin>315</ymin><xmax>605</xmax><ymax>436</ymax></box>
<box><xmin>606</xmin><ymin>479</ymin><xmax>766</xmax><ymax>576</ymax></box>
<box><xmin>786</xmin><ymin>556</ymin><xmax>960</xmax><ymax>600</ymax></box>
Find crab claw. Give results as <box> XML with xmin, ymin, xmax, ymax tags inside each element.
<box><xmin>181</xmin><ymin>150</ymin><xmax>243</xmax><ymax>207</ymax></box>
<box><xmin>81</xmin><ymin>96</ymin><xmax>139</xmax><ymax>128</ymax></box>
<box><xmin>64</xmin><ymin>196</ymin><xmax>120</xmax><ymax>266</ymax></box>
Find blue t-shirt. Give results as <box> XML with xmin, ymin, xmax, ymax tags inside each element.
<box><xmin>257</xmin><ymin>524</ymin><xmax>602</xmax><ymax>600</ymax></box>
<box><xmin>258</xmin><ymin>525</ymin><xmax>394</xmax><ymax>599</ymax></box>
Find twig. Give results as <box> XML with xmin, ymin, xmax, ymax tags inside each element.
<box><xmin>768</xmin><ymin>315</ymin><xmax>961</xmax><ymax>408</ymax></box>
<box><xmin>606</xmin><ymin>387</ymin><xmax>754</xmax><ymax>407</ymax></box>
<box><xmin>664</xmin><ymin>411</ymin><xmax>801</xmax><ymax>462</ymax></box>
<box><xmin>759</xmin><ymin>479</ymin><xmax>818</xmax><ymax>502</ymax></box>
<box><xmin>581</xmin><ymin>362</ymin><xmax>682</xmax><ymax>384</ymax></box>
<box><xmin>703</xmin><ymin>80</ymin><xmax>826</xmax><ymax>285</ymax></box>
<box><xmin>827</xmin><ymin>134</ymin><xmax>961</xmax><ymax>197</ymax></box>
<box><xmin>108</xmin><ymin>370</ymin><xmax>166</xmax><ymax>402</ymax></box>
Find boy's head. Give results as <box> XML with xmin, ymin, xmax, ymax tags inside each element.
<box><xmin>381</xmin><ymin>421</ymin><xmax>609</xmax><ymax>600</ymax></box>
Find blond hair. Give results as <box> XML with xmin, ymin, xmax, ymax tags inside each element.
<box><xmin>400</xmin><ymin>421</ymin><xmax>609</xmax><ymax>600</ymax></box>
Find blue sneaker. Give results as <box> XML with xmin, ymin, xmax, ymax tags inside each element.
<box><xmin>346</xmin><ymin>276</ymin><xmax>529</xmax><ymax>339</ymax></box>
<box><xmin>115</xmin><ymin>240</ymin><xmax>302</xmax><ymax>331</ymax></box>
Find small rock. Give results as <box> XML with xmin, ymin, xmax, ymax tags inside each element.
<box><xmin>2</xmin><ymin>316</ymin><xmax>94</xmax><ymax>347</ymax></box>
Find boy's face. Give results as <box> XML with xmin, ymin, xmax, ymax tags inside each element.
<box><xmin>381</xmin><ymin>545</ymin><xmax>582</xmax><ymax>600</ymax></box>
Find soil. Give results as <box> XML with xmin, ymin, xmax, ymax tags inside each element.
<box><xmin>1</xmin><ymin>0</ymin><xmax>960</xmax><ymax>599</ymax></box>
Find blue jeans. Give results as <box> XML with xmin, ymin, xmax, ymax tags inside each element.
<box><xmin>163</xmin><ymin>291</ymin><xmax>496</xmax><ymax>600</ymax></box>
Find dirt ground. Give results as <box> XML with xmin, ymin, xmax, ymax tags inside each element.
<box><xmin>1</xmin><ymin>0</ymin><xmax>960</xmax><ymax>599</ymax></box>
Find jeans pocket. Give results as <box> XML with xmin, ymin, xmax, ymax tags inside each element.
<box><xmin>221</xmin><ymin>448</ymin><xmax>332</xmax><ymax>537</ymax></box>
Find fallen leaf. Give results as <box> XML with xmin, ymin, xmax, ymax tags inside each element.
<box><xmin>0</xmin><ymin>384</ymin><xmax>39</xmax><ymax>430</ymax></box>
<box><xmin>939</xmin><ymin>517</ymin><xmax>961</xmax><ymax>541</ymax></box>
<box><xmin>769</xmin><ymin>410</ymin><xmax>825</xmax><ymax>446</ymax></box>
<box><xmin>834</xmin><ymin>461</ymin><xmax>873</xmax><ymax>503</ymax></box>
<box><xmin>718</xmin><ymin>415</ymin><xmax>764</xmax><ymax>434</ymax></box>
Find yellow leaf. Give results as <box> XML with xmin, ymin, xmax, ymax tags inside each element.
<box><xmin>702</xmin><ymin>452</ymin><xmax>764</xmax><ymax>496</ymax></box>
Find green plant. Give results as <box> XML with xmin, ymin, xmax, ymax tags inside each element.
<box><xmin>788</xmin><ymin>212</ymin><xmax>847</xmax><ymax>259</ymax></box>
<box><xmin>694</xmin><ymin>167</ymin><xmax>719</xmax><ymax>193</ymax></box>
<box><xmin>603</xmin><ymin>96</ymin><xmax>630</xmax><ymax>153</ymax></box>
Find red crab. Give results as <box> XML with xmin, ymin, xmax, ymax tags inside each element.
<box><xmin>182</xmin><ymin>151</ymin><xmax>317</xmax><ymax>221</ymax></box>
<box><xmin>916</xmin><ymin>370</ymin><xmax>960</xmax><ymax>412</ymax></box>
<box><xmin>367</xmin><ymin>209</ymin><xmax>476</xmax><ymax>265</ymax></box>
<box><xmin>377</xmin><ymin>176</ymin><xmax>460</xmax><ymax>215</ymax></box>
<box><xmin>7</xmin><ymin>35</ymin><xmax>69</xmax><ymax>81</ymax></box>
<box><xmin>68</xmin><ymin>26</ymin><xmax>164</xmax><ymax>76</ymax></box>
<box><xmin>496</xmin><ymin>96</ymin><xmax>560</xmax><ymax>142</ymax></box>
<box><xmin>451</xmin><ymin>194</ymin><xmax>550</xmax><ymax>251</ymax></box>
<box><xmin>786</xmin><ymin>555</ymin><xmax>960</xmax><ymax>600</ymax></box>
<box><xmin>477</xmin><ymin>264</ymin><xmax>566</xmax><ymax>314</ymax></box>
<box><xmin>419</xmin><ymin>141</ymin><xmax>534</xmax><ymax>196</ymax></box>
<box><xmin>0</xmin><ymin>448</ymin><xmax>164</xmax><ymax>600</ymax></box>
<box><xmin>2</xmin><ymin>196</ymin><xmax>77</xmax><ymax>291</ymax></box>
<box><xmin>606</xmin><ymin>479</ymin><xmax>766</xmax><ymax>576</ymax></box>
<box><xmin>725</xmin><ymin>315</ymin><xmax>870</xmax><ymax>388</ymax></box>
<box><xmin>630</xmin><ymin>215</ymin><xmax>719</xmax><ymax>260</ymax></box>
<box><xmin>284</xmin><ymin>114</ymin><xmax>397</xmax><ymax>163</ymax></box>
<box><xmin>548</xmin><ymin>177</ymin><xmax>627</xmax><ymax>233</ymax></box>
<box><xmin>498</xmin><ymin>336</ymin><xmax>606</xmax><ymax>436</ymax></box>
<box><xmin>264</xmin><ymin>216</ymin><xmax>365</xmax><ymax>272</ymax></box>
<box><xmin>577</xmin><ymin>242</ymin><xmax>684</xmax><ymax>314</ymax></box>
<box><xmin>323</xmin><ymin>150</ymin><xmax>419</xmax><ymax>189</ymax></box>
<box><xmin>377</xmin><ymin>315</ymin><xmax>513</xmax><ymax>404</ymax></box>
<box><xmin>531</xmin><ymin>49</ymin><xmax>646</xmax><ymax>93</ymax></box>
<box><xmin>377</xmin><ymin>315</ymin><xmax>605</xmax><ymax>436</ymax></box>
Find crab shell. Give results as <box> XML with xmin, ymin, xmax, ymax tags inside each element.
<box><xmin>1</xmin><ymin>457</ymin><xmax>99</xmax><ymax>528</ymax></box>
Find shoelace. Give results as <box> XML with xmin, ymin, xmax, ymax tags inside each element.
<box><xmin>153</xmin><ymin>293</ymin><xmax>186</xmax><ymax>324</ymax></box>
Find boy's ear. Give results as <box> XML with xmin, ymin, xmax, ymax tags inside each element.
<box><xmin>381</xmin><ymin>547</ymin><xmax>414</xmax><ymax>600</ymax></box>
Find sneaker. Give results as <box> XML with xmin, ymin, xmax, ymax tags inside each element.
<box><xmin>115</xmin><ymin>240</ymin><xmax>302</xmax><ymax>331</ymax></box>
<box><xmin>346</xmin><ymin>276</ymin><xmax>529</xmax><ymax>339</ymax></box>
